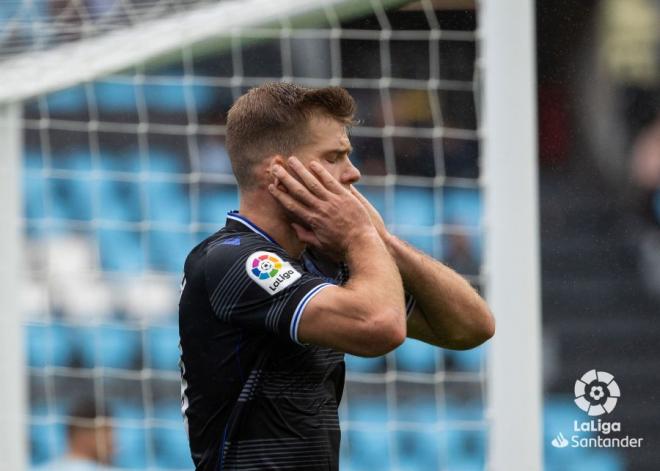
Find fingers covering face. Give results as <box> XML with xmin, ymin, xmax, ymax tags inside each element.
<box><xmin>271</xmin><ymin>162</ymin><xmax>316</xmax><ymax>207</ymax></box>
<box><xmin>268</xmin><ymin>181</ymin><xmax>314</xmax><ymax>221</ymax></box>
<box><xmin>287</xmin><ymin>157</ymin><xmax>329</xmax><ymax>199</ymax></box>
<box><xmin>308</xmin><ymin>160</ymin><xmax>344</xmax><ymax>194</ymax></box>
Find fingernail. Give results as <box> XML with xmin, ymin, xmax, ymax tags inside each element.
<box><xmin>268</xmin><ymin>184</ymin><xmax>275</xmax><ymax>192</ymax></box>
<box><xmin>288</xmin><ymin>156</ymin><xmax>299</xmax><ymax>165</ymax></box>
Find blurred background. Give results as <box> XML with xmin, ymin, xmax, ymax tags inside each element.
<box><xmin>0</xmin><ymin>0</ymin><xmax>658</xmax><ymax>470</ymax></box>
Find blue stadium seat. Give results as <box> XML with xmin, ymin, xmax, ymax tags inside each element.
<box><xmin>77</xmin><ymin>324</ymin><xmax>141</xmax><ymax>369</ymax></box>
<box><xmin>0</xmin><ymin>1</ymin><xmax>20</xmax><ymax>21</ymax></box>
<box><xmin>111</xmin><ymin>401</ymin><xmax>146</xmax><ymax>421</ymax></box>
<box><xmin>51</xmin><ymin>149</ymin><xmax>93</xmax><ymax>172</ymax></box>
<box><xmin>97</xmin><ymin>148</ymin><xmax>143</xmax><ymax>173</ymax></box>
<box><xmin>26</xmin><ymin>323</ymin><xmax>76</xmax><ymax>368</ymax></box>
<box><xmin>24</xmin><ymin>173</ymin><xmax>46</xmax><ymax>221</ymax></box>
<box><xmin>142</xmin><ymin>83</ymin><xmax>188</xmax><ymax>112</ymax></box>
<box><xmin>395</xmin><ymin>397</ymin><xmax>438</xmax><ymax>425</ymax></box>
<box><xmin>543</xmin><ymin>397</ymin><xmax>592</xmax><ymax>470</ymax></box>
<box><xmin>545</xmin><ymin>445</ymin><xmax>624</xmax><ymax>471</ymax></box>
<box><xmin>347</xmin><ymin>399</ymin><xmax>389</xmax><ymax>424</ymax></box>
<box><xmin>48</xmin><ymin>176</ymin><xmax>94</xmax><ymax>222</ymax></box>
<box><xmin>145</xmin><ymin>324</ymin><xmax>180</xmax><ymax>371</ymax></box>
<box><xmin>148</xmin><ymin>149</ymin><xmax>186</xmax><ymax>174</ymax></box>
<box><xmin>142</xmin><ymin>82</ymin><xmax>216</xmax><ymax>113</ymax></box>
<box><xmin>544</xmin><ymin>398</ymin><xmax>576</xmax><ymax>441</ymax></box>
<box><xmin>443</xmin><ymin>400</ymin><xmax>484</xmax><ymax>422</ymax></box>
<box><xmin>444</xmin><ymin>428</ymin><xmax>486</xmax><ymax>470</ymax></box>
<box><xmin>24</xmin><ymin>150</ymin><xmax>44</xmax><ymax>171</ymax></box>
<box><xmin>94</xmin><ymin>81</ymin><xmax>138</xmax><ymax>112</ymax></box>
<box><xmin>576</xmin><ymin>452</ymin><xmax>624</xmax><ymax>471</ymax></box>
<box><xmin>97</xmin><ymin>228</ymin><xmax>145</xmax><ymax>273</ymax></box>
<box><xmin>113</xmin><ymin>422</ymin><xmax>148</xmax><ymax>469</ymax></box>
<box><xmin>346</xmin><ymin>428</ymin><xmax>391</xmax><ymax>471</ymax></box>
<box><xmin>189</xmin><ymin>84</ymin><xmax>221</xmax><ymax>113</ymax></box>
<box><xmin>394</xmin><ymin>186</ymin><xmax>435</xmax><ymax>227</ymax></box>
<box><xmin>355</xmin><ymin>186</ymin><xmax>386</xmax><ymax>216</ymax></box>
<box><xmin>147</xmin><ymin>229</ymin><xmax>194</xmax><ymax>273</ymax></box>
<box><xmin>395</xmin><ymin>338</ymin><xmax>439</xmax><ymax>373</ymax></box>
<box><xmin>198</xmin><ymin>185</ymin><xmax>239</xmax><ymax>225</ymax></box>
<box><xmin>146</xmin><ymin>181</ymin><xmax>190</xmax><ymax>225</ymax></box>
<box><xmin>445</xmin><ymin>455</ymin><xmax>485</xmax><ymax>471</ymax></box>
<box><xmin>344</xmin><ymin>354</ymin><xmax>385</xmax><ymax>374</ymax></box>
<box><xmin>395</xmin><ymin>429</ymin><xmax>440</xmax><ymax>471</ymax></box>
<box><xmin>29</xmin><ymin>421</ymin><xmax>67</xmax><ymax>466</ymax></box>
<box><xmin>399</xmin><ymin>233</ymin><xmax>435</xmax><ymax>256</ymax></box>
<box><xmin>98</xmin><ymin>179</ymin><xmax>142</xmax><ymax>223</ymax></box>
<box><xmin>46</xmin><ymin>85</ymin><xmax>87</xmax><ymax>113</ymax></box>
<box><xmin>445</xmin><ymin>344</ymin><xmax>485</xmax><ymax>372</ymax></box>
<box><xmin>442</xmin><ymin>187</ymin><xmax>482</xmax><ymax>228</ymax></box>
<box><xmin>152</xmin><ymin>403</ymin><xmax>193</xmax><ymax>469</ymax></box>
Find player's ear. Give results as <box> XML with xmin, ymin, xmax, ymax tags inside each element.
<box><xmin>268</xmin><ymin>155</ymin><xmax>288</xmax><ymax>191</ymax></box>
<box><xmin>269</xmin><ymin>155</ymin><xmax>286</xmax><ymax>173</ymax></box>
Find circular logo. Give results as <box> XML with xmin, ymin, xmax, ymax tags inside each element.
<box><xmin>250</xmin><ymin>253</ymin><xmax>283</xmax><ymax>280</ymax></box>
<box><xmin>574</xmin><ymin>370</ymin><xmax>620</xmax><ymax>416</ymax></box>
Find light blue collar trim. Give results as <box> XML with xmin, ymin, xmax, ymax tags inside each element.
<box><xmin>226</xmin><ymin>212</ymin><xmax>278</xmax><ymax>245</ymax></box>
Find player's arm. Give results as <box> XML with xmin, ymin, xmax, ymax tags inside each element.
<box><xmin>351</xmin><ymin>187</ymin><xmax>495</xmax><ymax>350</ymax></box>
<box><xmin>269</xmin><ymin>157</ymin><xmax>406</xmax><ymax>357</ymax></box>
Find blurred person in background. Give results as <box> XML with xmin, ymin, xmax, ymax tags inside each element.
<box><xmin>630</xmin><ymin>115</ymin><xmax>660</xmax><ymax>301</ymax></box>
<box><xmin>36</xmin><ymin>398</ymin><xmax>115</xmax><ymax>471</ymax></box>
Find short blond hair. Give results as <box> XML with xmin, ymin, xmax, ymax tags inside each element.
<box><xmin>226</xmin><ymin>82</ymin><xmax>356</xmax><ymax>189</ymax></box>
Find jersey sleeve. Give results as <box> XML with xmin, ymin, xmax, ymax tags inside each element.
<box><xmin>404</xmin><ymin>291</ymin><xmax>417</xmax><ymax>318</ymax></box>
<box><xmin>204</xmin><ymin>240</ymin><xmax>332</xmax><ymax>344</ymax></box>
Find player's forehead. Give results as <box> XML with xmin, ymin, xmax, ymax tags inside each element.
<box><xmin>305</xmin><ymin>114</ymin><xmax>351</xmax><ymax>151</ymax></box>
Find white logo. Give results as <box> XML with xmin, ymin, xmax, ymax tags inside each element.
<box><xmin>245</xmin><ymin>251</ymin><xmax>301</xmax><ymax>295</ymax></box>
<box><xmin>574</xmin><ymin>370</ymin><xmax>620</xmax><ymax>416</ymax></box>
<box><xmin>551</xmin><ymin>432</ymin><xmax>569</xmax><ymax>448</ymax></box>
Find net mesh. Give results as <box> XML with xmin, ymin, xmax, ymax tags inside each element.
<box><xmin>0</xmin><ymin>0</ymin><xmax>221</xmax><ymax>57</ymax></box>
<box><xmin>17</xmin><ymin>0</ymin><xmax>486</xmax><ymax>469</ymax></box>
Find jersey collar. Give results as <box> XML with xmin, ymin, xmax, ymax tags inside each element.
<box><xmin>225</xmin><ymin>211</ymin><xmax>278</xmax><ymax>245</ymax></box>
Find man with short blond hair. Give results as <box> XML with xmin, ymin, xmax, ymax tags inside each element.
<box><xmin>179</xmin><ymin>82</ymin><xmax>494</xmax><ymax>470</ymax></box>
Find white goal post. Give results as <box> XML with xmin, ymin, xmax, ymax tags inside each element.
<box><xmin>480</xmin><ymin>1</ymin><xmax>542</xmax><ymax>470</ymax></box>
<box><xmin>0</xmin><ymin>0</ymin><xmax>540</xmax><ymax>469</ymax></box>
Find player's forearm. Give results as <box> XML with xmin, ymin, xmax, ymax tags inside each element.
<box><xmin>386</xmin><ymin>234</ymin><xmax>494</xmax><ymax>349</ymax></box>
<box><xmin>343</xmin><ymin>230</ymin><xmax>406</xmax><ymax>336</ymax></box>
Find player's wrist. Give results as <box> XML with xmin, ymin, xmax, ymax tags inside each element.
<box><xmin>343</xmin><ymin>225</ymin><xmax>382</xmax><ymax>254</ymax></box>
<box><xmin>379</xmin><ymin>230</ymin><xmax>397</xmax><ymax>257</ymax></box>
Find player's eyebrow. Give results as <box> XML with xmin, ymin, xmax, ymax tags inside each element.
<box><xmin>325</xmin><ymin>145</ymin><xmax>352</xmax><ymax>155</ymax></box>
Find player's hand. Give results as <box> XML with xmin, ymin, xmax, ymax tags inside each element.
<box><xmin>349</xmin><ymin>186</ymin><xmax>392</xmax><ymax>248</ymax></box>
<box><xmin>268</xmin><ymin>156</ymin><xmax>376</xmax><ymax>258</ymax></box>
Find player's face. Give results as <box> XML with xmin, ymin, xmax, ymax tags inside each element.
<box><xmin>294</xmin><ymin>115</ymin><xmax>361</xmax><ymax>188</ymax></box>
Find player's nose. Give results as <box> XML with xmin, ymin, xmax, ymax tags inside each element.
<box><xmin>342</xmin><ymin>159</ymin><xmax>361</xmax><ymax>185</ymax></box>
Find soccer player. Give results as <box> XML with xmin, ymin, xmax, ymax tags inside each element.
<box><xmin>179</xmin><ymin>82</ymin><xmax>494</xmax><ymax>470</ymax></box>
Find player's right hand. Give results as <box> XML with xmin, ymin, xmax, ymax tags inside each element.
<box><xmin>268</xmin><ymin>156</ymin><xmax>377</xmax><ymax>258</ymax></box>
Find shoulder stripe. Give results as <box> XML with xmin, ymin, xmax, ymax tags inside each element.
<box><xmin>289</xmin><ymin>283</ymin><xmax>333</xmax><ymax>344</ymax></box>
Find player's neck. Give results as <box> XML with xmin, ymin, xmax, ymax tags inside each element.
<box><xmin>239</xmin><ymin>192</ymin><xmax>306</xmax><ymax>258</ymax></box>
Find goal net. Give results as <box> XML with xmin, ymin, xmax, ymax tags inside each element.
<box><xmin>0</xmin><ymin>0</ymin><xmax>540</xmax><ymax>469</ymax></box>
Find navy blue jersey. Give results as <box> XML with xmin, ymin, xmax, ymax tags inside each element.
<box><xmin>179</xmin><ymin>212</ymin><xmax>348</xmax><ymax>470</ymax></box>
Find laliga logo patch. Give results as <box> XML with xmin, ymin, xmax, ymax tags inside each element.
<box><xmin>246</xmin><ymin>251</ymin><xmax>301</xmax><ymax>295</ymax></box>
<box><xmin>574</xmin><ymin>369</ymin><xmax>620</xmax><ymax>416</ymax></box>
